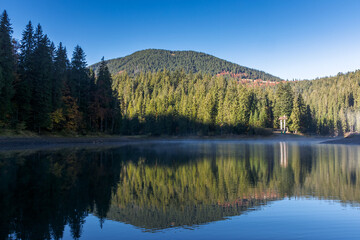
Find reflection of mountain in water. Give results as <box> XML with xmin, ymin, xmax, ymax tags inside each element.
<box><xmin>104</xmin><ymin>193</ymin><xmax>280</xmax><ymax>231</ymax></box>
<box><xmin>0</xmin><ymin>142</ymin><xmax>360</xmax><ymax>239</ymax></box>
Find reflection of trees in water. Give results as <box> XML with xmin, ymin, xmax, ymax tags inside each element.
<box><xmin>296</xmin><ymin>145</ymin><xmax>360</xmax><ymax>203</ymax></box>
<box><xmin>0</xmin><ymin>149</ymin><xmax>121</xmax><ymax>240</ymax></box>
<box><xmin>0</xmin><ymin>143</ymin><xmax>360</xmax><ymax>239</ymax></box>
<box><xmin>105</xmin><ymin>196</ymin><xmax>278</xmax><ymax>231</ymax></box>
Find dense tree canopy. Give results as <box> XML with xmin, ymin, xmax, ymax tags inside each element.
<box><xmin>90</xmin><ymin>49</ymin><xmax>282</xmax><ymax>82</ymax></box>
<box><xmin>0</xmin><ymin>10</ymin><xmax>359</xmax><ymax>136</ymax></box>
<box><xmin>0</xmin><ymin>10</ymin><xmax>15</xmax><ymax>125</ymax></box>
<box><xmin>292</xmin><ymin>71</ymin><xmax>360</xmax><ymax>135</ymax></box>
<box><xmin>0</xmin><ymin>11</ymin><xmax>119</xmax><ymax>133</ymax></box>
<box><xmin>113</xmin><ymin>70</ymin><xmax>278</xmax><ymax>135</ymax></box>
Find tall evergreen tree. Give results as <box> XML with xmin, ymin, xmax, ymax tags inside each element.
<box><xmin>31</xmin><ymin>24</ymin><xmax>53</xmax><ymax>132</ymax></box>
<box><xmin>88</xmin><ymin>68</ymin><xmax>97</xmax><ymax>129</ymax></box>
<box><xmin>0</xmin><ymin>10</ymin><xmax>15</xmax><ymax>125</ymax></box>
<box><xmin>70</xmin><ymin>45</ymin><xmax>90</xmax><ymax>116</ymax></box>
<box><xmin>273</xmin><ymin>83</ymin><xmax>293</xmax><ymax>127</ymax></box>
<box><xmin>52</xmin><ymin>42</ymin><xmax>68</xmax><ymax>111</ymax></box>
<box><xmin>15</xmin><ymin>21</ymin><xmax>34</xmax><ymax>126</ymax></box>
<box><xmin>92</xmin><ymin>57</ymin><xmax>116</xmax><ymax>132</ymax></box>
<box><xmin>290</xmin><ymin>93</ymin><xmax>306</xmax><ymax>133</ymax></box>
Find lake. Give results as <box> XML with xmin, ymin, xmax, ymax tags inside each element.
<box><xmin>1</xmin><ymin>140</ymin><xmax>360</xmax><ymax>239</ymax></box>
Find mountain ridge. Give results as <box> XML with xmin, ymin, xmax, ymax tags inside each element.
<box><xmin>89</xmin><ymin>49</ymin><xmax>282</xmax><ymax>82</ymax></box>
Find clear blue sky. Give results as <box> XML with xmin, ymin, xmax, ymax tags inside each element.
<box><xmin>2</xmin><ymin>0</ymin><xmax>360</xmax><ymax>80</ymax></box>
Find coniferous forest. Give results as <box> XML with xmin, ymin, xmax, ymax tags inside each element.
<box><xmin>1</xmin><ymin>10</ymin><xmax>360</xmax><ymax>136</ymax></box>
<box><xmin>89</xmin><ymin>49</ymin><xmax>282</xmax><ymax>82</ymax></box>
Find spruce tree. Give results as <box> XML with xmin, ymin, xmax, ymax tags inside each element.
<box><xmin>290</xmin><ymin>93</ymin><xmax>306</xmax><ymax>133</ymax></box>
<box><xmin>70</xmin><ymin>45</ymin><xmax>90</xmax><ymax>115</ymax></box>
<box><xmin>274</xmin><ymin>83</ymin><xmax>294</xmax><ymax>127</ymax></box>
<box><xmin>0</xmin><ymin>10</ymin><xmax>15</xmax><ymax>125</ymax></box>
<box><xmin>15</xmin><ymin>21</ymin><xmax>34</xmax><ymax>126</ymax></box>
<box><xmin>53</xmin><ymin>42</ymin><xmax>68</xmax><ymax>110</ymax></box>
<box><xmin>31</xmin><ymin>24</ymin><xmax>53</xmax><ymax>132</ymax></box>
<box><xmin>93</xmin><ymin>57</ymin><xmax>115</xmax><ymax>132</ymax></box>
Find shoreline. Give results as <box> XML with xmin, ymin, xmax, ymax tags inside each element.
<box><xmin>0</xmin><ymin>133</ymin><xmax>337</xmax><ymax>151</ymax></box>
<box><xmin>320</xmin><ymin>133</ymin><xmax>360</xmax><ymax>145</ymax></box>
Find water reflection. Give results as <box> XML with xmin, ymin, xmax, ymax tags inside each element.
<box><xmin>1</xmin><ymin>142</ymin><xmax>360</xmax><ymax>239</ymax></box>
<box><xmin>280</xmin><ymin>142</ymin><xmax>288</xmax><ymax>167</ymax></box>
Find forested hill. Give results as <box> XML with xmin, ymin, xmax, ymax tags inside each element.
<box><xmin>2</xmin><ymin>9</ymin><xmax>359</xmax><ymax>136</ymax></box>
<box><xmin>89</xmin><ymin>49</ymin><xmax>282</xmax><ymax>81</ymax></box>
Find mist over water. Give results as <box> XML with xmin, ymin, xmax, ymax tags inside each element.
<box><xmin>1</xmin><ymin>141</ymin><xmax>360</xmax><ymax>239</ymax></box>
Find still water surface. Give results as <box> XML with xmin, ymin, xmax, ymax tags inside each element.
<box><xmin>1</xmin><ymin>141</ymin><xmax>360</xmax><ymax>239</ymax></box>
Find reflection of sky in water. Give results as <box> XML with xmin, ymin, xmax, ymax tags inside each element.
<box><xmin>2</xmin><ymin>142</ymin><xmax>360</xmax><ymax>239</ymax></box>
<box><xmin>61</xmin><ymin>198</ymin><xmax>360</xmax><ymax>240</ymax></box>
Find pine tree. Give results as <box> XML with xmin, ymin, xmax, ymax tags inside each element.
<box><xmin>52</xmin><ymin>42</ymin><xmax>68</xmax><ymax>110</ymax></box>
<box><xmin>93</xmin><ymin>57</ymin><xmax>115</xmax><ymax>132</ymax></box>
<box><xmin>0</xmin><ymin>10</ymin><xmax>15</xmax><ymax>125</ymax></box>
<box><xmin>15</xmin><ymin>21</ymin><xmax>34</xmax><ymax>126</ymax></box>
<box><xmin>262</xmin><ymin>92</ymin><xmax>273</xmax><ymax>128</ymax></box>
<box><xmin>70</xmin><ymin>45</ymin><xmax>90</xmax><ymax>116</ymax></box>
<box><xmin>274</xmin><ymin>83</ymin><xmax>294</xmax><ymax>127</ymax></box>
<box><xmin>31</xmin><ymin>24</ymin><xmax>53</xmax><ymax>132</ymax></box>
<box><xmin>88</xmin><ymin>69</ymin><xmax>97</xmax><ymax>129</ymax></box>
<box><xmin>290</xmin><ymin>93</ymin><xmax>306</xmax><ymax>133</ymax></box>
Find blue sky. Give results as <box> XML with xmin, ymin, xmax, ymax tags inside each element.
<box><xmin>2</xmin><ymin>0</ymin><xmax>360</xmax><ymax>80</ymax></box>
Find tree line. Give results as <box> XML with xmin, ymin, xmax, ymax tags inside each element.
<box><xmin>2</xmin><ymin>10</ymin><xmax>358</xmax><ymax>136</ymax></box>
<box><xmin>0</xmin><ymin>9</ymin><xmax>308</xmax><ymax>136</ymax></box>
<box><xmin>113</xmin><ymin>70</ymin><xmax>312</xmax><ymax>135</ymax></box>
<box><xmin>0</xmin><ymin>10</ymin><xmax>119</xmax><ymax>133</ymax></box>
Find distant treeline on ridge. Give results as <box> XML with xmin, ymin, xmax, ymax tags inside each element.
<box><xmin>89</xmin><ymin>49</ymin><xmax>282</xmax><ymax>82</ymax></box>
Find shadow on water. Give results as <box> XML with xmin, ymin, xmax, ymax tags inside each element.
<box><xmin>1</xmin><ymin>141</ymin><xmax>360</xmax><ymax>239</ymax></box>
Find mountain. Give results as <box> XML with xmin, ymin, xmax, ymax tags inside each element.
<box><xmin>90</xmin><ymin>49</ymin><xmax>282</xmax><ymax>82</ymax></box>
